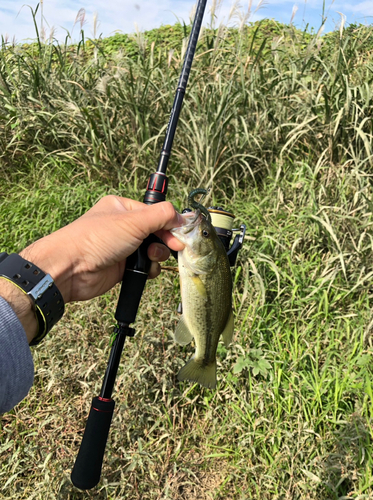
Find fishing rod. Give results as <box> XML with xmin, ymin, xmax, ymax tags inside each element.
<box><xmin>70</xmin><ymin>0</ymin><xmax>209</xmax><ymax>490</ymax></box>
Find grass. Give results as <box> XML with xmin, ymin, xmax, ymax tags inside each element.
<box><xmin>1</xmin><ymin>10</ymin><xmax>373</xmax><ymax>193</ymax></box>
<box><xmin>1</xmin><ymin>163</ymin><xmax>373</xmax><ymax>499</ymax></box>
<box><xmin>1</xmin><ymin>6</ymin><xmax>373</xmax><ymax>499</ymax></box>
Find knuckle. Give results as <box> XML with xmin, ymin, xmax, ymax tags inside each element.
<box><xmin>103</xmin><ymin>195</ymin><xmax>120</xmax><ymax>207</ymax></box>
<box><xmin>98</xmin><ymin>195</ymin><xmax>123</xmax><ymax>211</ymax></box>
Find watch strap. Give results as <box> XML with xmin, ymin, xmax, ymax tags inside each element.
<box><xmin>0</xmin><ymin>253</ymin><xmax>65</xmax><ymax>345</ymax></box>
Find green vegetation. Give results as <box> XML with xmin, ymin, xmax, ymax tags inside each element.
<box><xmin>1</xmin><ymin>6</ymin><xmax>373</xmax><ymax>499</ymax></box>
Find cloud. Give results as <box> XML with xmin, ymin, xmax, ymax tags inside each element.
<box><xmin>336</xmin><ymin>1</ymin><xmax>373</xmax><ymax>16</ymax></box>
<box><xmin>0</xmin><ymin>0</ymin><xmax>265</xmax><ymax>42</ymax></box>
<box><xmin>1</xmin><ymin>0</ymin><xmax>372</xmax><ymax>43</ymax></box>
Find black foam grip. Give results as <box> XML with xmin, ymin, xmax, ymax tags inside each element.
<box><xmin>115</xmin><ymin>234</ymin><xmax>166</xmax><ymax>325</ymax></box>
<box><xmin>71</xmin><ymin>397</ymin><xmax>115</xmax><ymax>490</ymax></box>
<box><xmin>115</xmin><ymin>268</ymin><xmax>148</xmax><ymax>324</ymax></box>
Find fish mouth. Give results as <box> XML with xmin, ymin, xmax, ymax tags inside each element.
<box><xmin>171</xmin><ymin>210</ymin><xmax>202</xmax><ymax>239</ymax></box>
<box><xmin>183</xmin><ymin>210</ymin><xmax>202</xmax><ymax>233</ymax></box>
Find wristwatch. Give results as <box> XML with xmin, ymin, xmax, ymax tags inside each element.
<box><xmin>0</xmin><ymin>252</ymin><xmax>65</xmax><ymax>345</ymax></box>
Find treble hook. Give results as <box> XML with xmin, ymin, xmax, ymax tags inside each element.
<box><xmin>188</xmin><ymin>188</ymin><xmax>211</xmax><ymax>223</ymax></box>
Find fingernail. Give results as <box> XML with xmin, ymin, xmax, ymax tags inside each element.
<box><xmin>153</xmin><ymin>246</ymin><xmax>164</xmax><ymax>259</ymax></box>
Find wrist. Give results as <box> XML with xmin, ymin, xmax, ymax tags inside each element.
<box><xmin>19</xmin><ymin>233</ymin><xmax>74</xmax><ymax>304</ymax></box>
<box><xmin>0</xmin><ymin>278</ymin><xmax>38</xmax><ymax>343</ymax></box>
<box><xmin>0</xmin><ymin>251</ymin><xmax>67</xmax><ymax>345</ymax></box>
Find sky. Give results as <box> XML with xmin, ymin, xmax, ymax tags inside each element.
<box><xmin>0</xmin><ymin>1</ymin><xmax>372</xmax><ymax>44</ymax></box>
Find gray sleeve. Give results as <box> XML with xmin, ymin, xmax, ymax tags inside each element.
<box><xmin>0</xmin><ymin>296</ymin><xmax>34</xmax><ymax>413</ymax></box>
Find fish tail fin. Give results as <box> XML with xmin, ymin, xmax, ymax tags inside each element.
<box><xmin>177</xmin><ymin>357</ymin><xmax>217</xmax><ymax>389</ymax></box>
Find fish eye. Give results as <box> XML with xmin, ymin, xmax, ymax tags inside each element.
<box><xmin>202</xmin><ymin>230</ymin><xmax>210</xmax><ymax>238</ymax></box>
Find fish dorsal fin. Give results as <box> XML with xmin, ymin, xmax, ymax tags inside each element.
<box><xmin>174</xmin><ymin>315</ymin><xmax>193</xmax><ymax>345</ymax></box>
<box><xmin>221</xmin><ymin>310</ymin><xmax>234</xmax><ymax>348</ymax></box>
<box><xmin>191</xmin><ymin>276</ymin><xmax>207</xmax><ymax>299</ymax></box>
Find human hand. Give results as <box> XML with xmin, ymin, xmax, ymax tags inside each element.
<box><xmin>20</xmin><ymin>196</ymin><xmax>185</xmax><ymax>304</ymax></box>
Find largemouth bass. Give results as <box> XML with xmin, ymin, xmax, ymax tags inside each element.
<box><xmin>170</xmin><ymin>210</ymin><xmax>234</xmax><ymax>389</ymax></box>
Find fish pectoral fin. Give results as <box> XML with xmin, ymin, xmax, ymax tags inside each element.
<box><xmin>174</xmin><ymin>315</ymin><xmax>194</xmax><ymax>345</ymax></box>
<box><xmin>191</xmin><ymin>276</ymin><xmax>207</xmax><ymax>299</ymax></box>
<box><xmin>221</xmin><ymin>310</ymin><xmax>234</xmax><ymax>348</ymax></box>
<box><xmin>177</xmin><ymin>357</ymin><xmax>217</xmax><ymax>389</ymax></box>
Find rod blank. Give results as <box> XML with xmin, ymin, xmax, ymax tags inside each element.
<box><xmin>156</xmin><ymin>0</ymin><xmax>208</xmax><ymax>175</ymax></box>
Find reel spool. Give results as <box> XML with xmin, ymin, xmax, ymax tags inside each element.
<box><xmin>208</xmin><ymin>206</ymin><xmax>235</xmax><ymax>251</ymax></box>
<box><xmin>208</xmin><ymin>206</ymin><xmax>246</xmax><ymax>267</ymax></box>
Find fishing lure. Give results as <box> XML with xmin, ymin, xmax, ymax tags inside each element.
<box><xmin>188</xmin><ymin>188</ymin><xmax>211</xmax><ymax>222</ymax></box>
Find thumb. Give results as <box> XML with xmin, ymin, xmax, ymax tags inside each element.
<box><xmin>132</xmin><ymin>201</ymin><xmax>184</xmax><ymax>236</ymax></box>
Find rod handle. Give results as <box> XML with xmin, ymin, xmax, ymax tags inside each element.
<box><xmin>71</xmin><ymin>397</ymin><xmax>115</xmax><ymax>490</ymax></box>
<box><xmin>115</xmin><ymin>233</ymin><xmax>162</xmax><ymax>325</ymax></box>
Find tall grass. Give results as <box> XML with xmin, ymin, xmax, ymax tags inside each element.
<box><xmin>0</xmin><ymin>9</ymin><xmax>372</xmax><ymax>194</ymax></box>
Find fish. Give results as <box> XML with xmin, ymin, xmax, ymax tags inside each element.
<box><xmin>170</xmin><ymin>210</ymin><xmax>234</xmax><ymax>389</ymax></box>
